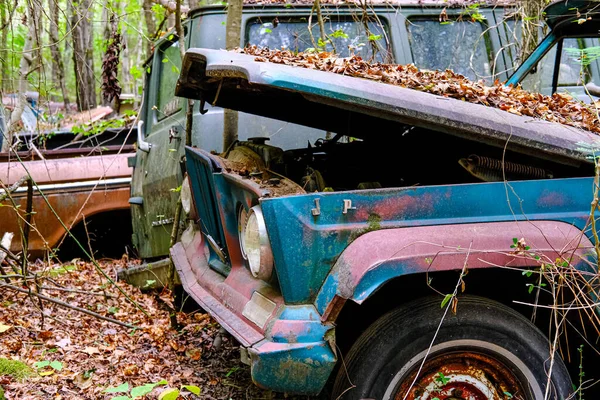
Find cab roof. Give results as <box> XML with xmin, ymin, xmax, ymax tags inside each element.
<box><xmin>543</xmin><ymin>0</ymin><xmax>600</xmax><ymax>30</ymax></box>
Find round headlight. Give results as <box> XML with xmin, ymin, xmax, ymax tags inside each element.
<box><xmin>241</xmin><ymin>206</ymin><xmax>273</xmax><ymax>280</ymax></box>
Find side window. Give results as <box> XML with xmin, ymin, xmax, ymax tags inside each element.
<box><xmin>156</xmin><ymin>39</ymin><xmax>183</xmax><ymax>122</ymax></box>
<box><xmin>559</xmin><ymin>38</ymin><xmax>595</xmax><ymax>86</ymax></box>
<box><xmin>246</xmin><ymin>17</ymin><xmax>392</xmax><ymax>62</ymax></box>
<box><xmin>406</xmin><ymin>19</ymin><xmax>491</xmax><ymax>82</ymax></box>
<box><xmin>520</xmin><ymin>37</ymin><xmax>600</xmax><ymax>97</ymax></box>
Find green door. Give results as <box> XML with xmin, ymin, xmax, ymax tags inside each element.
<box><xmin>131</xmin><ymin>31</ymin><xmax>189</xmax><ymax>259</ymax></box>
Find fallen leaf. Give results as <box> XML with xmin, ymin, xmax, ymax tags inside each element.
<box><xmin>185</xmin><ymin>348</ymin><xmax>201</xmax><ymax>361</ymax></box>
<box><xmin>55</xmin><ymin>338</ymin><xmax>71</xmax><ymax>349</ymax></box>
<box><xmin>123</xmin><ymin>364</ymin><xmax>139</xmax><ymax>376</ymax></box>
<box><xmin>82</xmin><ymin>347</ymin><xmax>100</xmax><ymax>356</ymax></box>
<box><xmin>38</xmin><ymin>331</ymin><xmax>53</xmax><ymax>340</ymax></box>
<box><xmin>73</xmin><ymin>371</ymin><xmax>93</xmax><ymax>389</ymax></box>
<box><xmin>0</xmin><ymin>323</ymin><xmax>11</xmax><ymax>333</ymax></box>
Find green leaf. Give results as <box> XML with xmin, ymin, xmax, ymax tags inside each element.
<box><xmin>441</xmin><ymin>294</ymin><xmax>452</xmax><ymax>308</ymax></box>
<box><xmin>162</xmin><ymin>58</ymin><xmax>169</xmax><ymax>63</ymax></box>
<box><xmin>130</xmin><ymin>65</ymin><xmax>143</xmax><ymax>80</ymax></box>
<box><xmin>131</xmin><ymin>383</ymin><xmax>155</xmax><ymax>398</ymax></box>
<box><xmin>155</xmin><ymin>379</ymin><xmax>168</xmax><ymax>385</ymax></box>
<box><xmin>527</xmin><ymin>284</ymin><xmax>534</xmax><ymax>294</ymax></box>
<box><xmin>182</xmin><ymin>385</ymin><xmax>201</xmax><ymax>395</ymax></box>
<box><xmin>158</xmin><ymin>388</ymin><xmax>180</xmax><ymax>400</ymax></box>
<box><xmin>368</xmin><ymin>34</ymin><xmax>382</xmax><ymax>41</ymax></box>
<box><xmin>512</xmin><ymin>237</ymin><xmax>518</xmax><ymax>244</ymax></box>
<box><xmin>110</xmin><ymin>397</ymin><xmax>131</xmax><ymax>400</ymax></box>
<box><xmin>264</xmin><ymin>28</ymin><xmax>272</xmax><ymax>33</ymax></box>
<box><xmin>104</xmin><ymin>383</ymin><xmax>130</xmax><ymax>393</ymax></box>
<box><xmin>49</xmin><ymin>361</ymin><xmax>63</xmax><ymax>371</ymax></box>
<box><xmin>34</xmin><ymin>361</ymin><xmax>50</xmax><ymax>369</ymax></box>
<box><xmin>330</xmin><ymin>29</ymin><xmax>348</xmax><ymax>39</ymax></box>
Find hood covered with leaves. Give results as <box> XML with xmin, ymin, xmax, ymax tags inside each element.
<box><xmin>240</xmin><ymin>46</ymin><xmax>600</xmax><ymax>135</ymax></box>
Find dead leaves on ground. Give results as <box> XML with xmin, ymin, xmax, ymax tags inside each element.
<box><xmin>241</xmin><ymin>45</ymin><xmax>600</xmax><ymax>134</ymax></box>
<box><xmin>0</xmin><ymin>259</ymin><xmax>265</xmax><ymax>399</ymax></box>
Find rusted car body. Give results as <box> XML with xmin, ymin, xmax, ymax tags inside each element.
<box><xmin>0</xmin><ymin>140</ymin><xmax>134</xmax><ymax>258</ymax></box>
<box><xmin>172</xmin><ymin>43</ymin><xmax>598</xmax><ymax>398</ymax></box>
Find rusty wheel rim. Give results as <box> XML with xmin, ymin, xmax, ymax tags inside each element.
<box><xmin>391</xmin><ymin>346</ymin><xmax>531</xmax><ymax>400</ymax></box>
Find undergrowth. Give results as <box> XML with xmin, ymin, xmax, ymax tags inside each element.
<box><xmin>0</xmin><ymin>358</ymin><xmax>32</xmax><ymax>381</ymax></box>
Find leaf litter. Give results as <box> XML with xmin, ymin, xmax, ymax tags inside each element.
<box><xmin>0</xmin><ymin>258</ymin><xmax>283</xmax><ymax>399</ymax></box>
<box><xmin>240</xmin><ymin>45</ymin><xmax>600</xmax><ymax>134</ymax></box>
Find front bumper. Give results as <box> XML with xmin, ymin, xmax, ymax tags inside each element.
<box><xmin>171</xmin><ymin>241</ymin><xmax>336</xmax><ymax>395</ymax></box>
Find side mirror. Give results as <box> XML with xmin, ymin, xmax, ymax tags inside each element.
<box><xmin>137</xmin><ymin>120</ymin><xmax>152</xmax><ymax>153</ymax></box>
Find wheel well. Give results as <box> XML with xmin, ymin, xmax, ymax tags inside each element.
<box><xmin>57</xmin><ymin>209</ymin><xmax>132</xmax><ymax>260</ymax></box>
<box><xmin>333</xmin><ymin>267</ymin><xmax>600</xmax><ymax>395</ymax></box>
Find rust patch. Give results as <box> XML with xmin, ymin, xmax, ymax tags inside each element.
<box><xmin>219</xmin><ymin>156</ymin><xmax>305</xmax><ymax>197</ymax></box>
<box><xmin>321</xmin><ymin>295</ymin><xmax>346</xmax><ymax>322</ymax></box>
<box><xmin>395</xmin><ymin>351</ymin><xmax>524</xmax><ymax>400</ymax></box>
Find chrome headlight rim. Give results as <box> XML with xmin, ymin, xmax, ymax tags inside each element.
<box><xmin>181</xmin><ymin>175</ymin><xmax>193</xmax><ymax>216</ymax></box>
<box><xmin>242</xmin><ymin>205</ymin><xmax>274</xmax><ymax>281</ymax></box>
<box><xmin>238</xmin><ymin>205</ymin><xmax>249</xmax><ymax>259</ymax></box>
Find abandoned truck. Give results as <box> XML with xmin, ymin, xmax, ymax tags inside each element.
<box><xmin>130</xmin><ymin>0</ymin><xmax>521</xmax><ymax>262</ymax></box>
<box><xmin>166</xmin><ymin>3</ymin><xmax>600</xmax><ymax>399</ymax></box>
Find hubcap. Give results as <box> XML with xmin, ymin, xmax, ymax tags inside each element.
<box><xmin>394</xmin><ymin>351</ymin><xmax>526</xmax><ymax>400</ymax></box>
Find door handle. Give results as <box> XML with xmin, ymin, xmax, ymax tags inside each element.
<box><xmin>137</xmin><ymin>120</ymin><xmax>152</xmax><ymax>153</ymax></box>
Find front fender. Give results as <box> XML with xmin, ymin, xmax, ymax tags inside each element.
<box><xmin>315</xmin><ymin>221</ymin><xmax>595</xmax><ymax>317</ymax></box>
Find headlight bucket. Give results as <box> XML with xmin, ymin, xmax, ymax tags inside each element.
<box><xmin>240</xmin><ymin>205</ymin><xmax>273</xmax><ymax>281</ymax></box>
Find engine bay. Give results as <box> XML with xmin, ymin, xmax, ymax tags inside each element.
<box><xmin>219</xmin><ymin>125</ymin><xmax>592</xmax><ymax>196</ymax></box>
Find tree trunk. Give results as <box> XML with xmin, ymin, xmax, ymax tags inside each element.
<box><xmin>222</xmin><ymin>0</ymin><xmax>242</xmax><ymax>151</ymax></box>
<box><xmin>2</xmin><ymin>3</ymin><xmax>34</xmax><ymax>152</ymax></box>
<box><xmin>71</xmin><ymin>0</ymin><xmax>97</xmax><ymax>111</ymax></box>
<box><xmin>519</xmin><ymin>0</ymin><xmax>546</xmax><ymax>62</ymax></box>
<box><xmin>142</xmin><ymin>0</ymin><xmax>156</xmax><ymax>56</ymax></box>
<box><xmin>48</xmin><ymin>0</ymin><xmax>70</xmax><ymax>109</ymax></box>
<box><xmin>0</xmin><ymin>0</ymin><xmax>7</xmax><ymax>93</ymax></box>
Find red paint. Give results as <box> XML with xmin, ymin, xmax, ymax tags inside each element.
<box><xmin>334</xmin><ymin>220</ymin><xmax>593</xmax><ymax>300</ymax></box>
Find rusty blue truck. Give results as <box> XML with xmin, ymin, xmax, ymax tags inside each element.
<box><xmin>167</xmin><ymin>2</ymin><xmax>600</xmax><ymax>398</ymax></box>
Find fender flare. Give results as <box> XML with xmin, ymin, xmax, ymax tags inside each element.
<box><xmin>314</xmin><ymin>220</ymin><xmax>594</xmax><ymax>318</ymax></box>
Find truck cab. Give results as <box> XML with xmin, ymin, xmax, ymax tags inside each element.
<box><xmin>130</xmin><ymin>0</ymin><xmax>521</xmax><ymax>261</ymax></box>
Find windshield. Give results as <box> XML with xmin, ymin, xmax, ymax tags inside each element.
<box><xmin>246</xmin><ymin>18</ymin><xmax>392</xmax><ymax>63</ymax></box>
<box><xmin>406</xmin><ymin>18</ymin><xmax>492</xmax><ymax>82</ymax></box>
<box><xmin>519</xmin><ymin>36</ymin><xmax>600</xmax><ymax>101</ymax></box>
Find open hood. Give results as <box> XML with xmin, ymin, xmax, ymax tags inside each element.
<box><xmin>176</xmin><ymin>48</ymin><xmax>600</xmax><ymax>165</ymax></box>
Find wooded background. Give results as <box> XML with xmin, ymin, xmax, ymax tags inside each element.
<box><xmin>0</xmin><ymin>0</ymin><xmax>546</xmax><ymax>130</ymax></box>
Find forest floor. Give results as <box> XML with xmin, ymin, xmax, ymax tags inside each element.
<box><xmin>0</xmin><ymin>258</ymin><xmax>300</xmax><ymax>399</ymax></box>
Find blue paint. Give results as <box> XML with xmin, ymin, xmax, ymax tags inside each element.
<box><xmin>261</xmin><ymin>177</ymin><xmax>594</xmax><ymax>304</ymax></box>
<box><xmin>506</xmin><ymin>32</ymin><xmax>557</xmax><ymax>86</ymax></box>
<box><xmin>250</xmin><ymin>340</ymin><xmax>336</xmax><ymax>395</ymax></box>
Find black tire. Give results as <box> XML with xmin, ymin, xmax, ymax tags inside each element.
<box><xmin>332</xmin><ymin>295</ymin><xmax>572</xmax><ymax>400</ymax></box>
